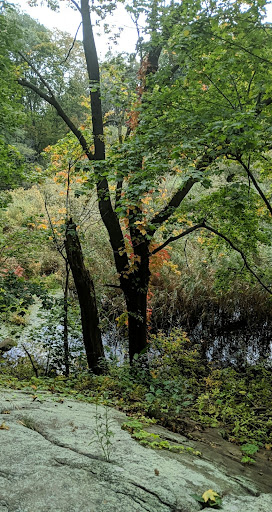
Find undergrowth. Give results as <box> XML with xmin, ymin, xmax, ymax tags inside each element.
<box><xmin>1</xmin><ymin>329</ymin><xmax>272</xmax><ymax>455</ymax></box>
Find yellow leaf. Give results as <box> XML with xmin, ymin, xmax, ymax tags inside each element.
<box><xmin>0</xmin><ymin>422</ymin><xmax>9</xmax><ymax>430</ymax></box>
<box><xmin>138</xmin><ymin>227</ymin><xmax>147</xmax><ymax>235</ymax></box>
<box><xmin>183</xmin><ymin>29</ymin><xmax>190</xmax><ymax>36</ymax></box>
<box><xmin>202</xmin><ymin>490</ymin><xmax>219</xmax><ymax>503</ymax></box>
<box><xmin>141</xmin><ymin>195</ymin><xmax>152</xmax><ymax>205</ymax></box>
<box><xmin>37</xmin><ymin>223</ymin><xmax>48</xmax><ymax>230</ymax></box>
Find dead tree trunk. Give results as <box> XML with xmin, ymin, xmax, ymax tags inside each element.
<box><xmin>65</xmin><ymin>218</ymin><xmax>105</xmax><ymax>374</ymax></box>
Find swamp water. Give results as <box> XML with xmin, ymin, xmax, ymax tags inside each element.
<box><xmin>1</xmin><ymin>297</ymin><xmax>272</xmax><ymax>372</ymax></box>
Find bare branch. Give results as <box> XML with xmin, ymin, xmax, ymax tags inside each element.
<box><xmin>212</xmin><ymin>33</ymin><xmax>272</xmax><ymax>65</ymax></box>
<box><xmin>203</xmin><ymin>222</ymin><xmax>272</xmax><ymax>295</ymax></box>
<box><xmin>203</xmin><ymin>71</ymin><xmax>236</xmax><ymax>110</ymax></box>
<box><xmin>18</xmin><ymin>78</ymin><xmax>94</xmax><ymax>158</ymax></box>
<box><xmin>104</xmin><ymin>284</ymin><xmax>122</xmax><ymax>289</ymax></box>
<box><xmin>18</xmin><ymin>51</ymin><xmax>55</xmax><ymax>97</ymax></box>
<box><xmin>148</xmin><ymin>152</ymin><xmax>215</xmax><ymax>234</ymax></box>
<box><xmin>151</xmin><ymin>222</ymin><xmax>205</xmax><ymax>255</ymax></box>
<box><xmin>66</xmin><ymin>162</ymin><xmax>71</xmax><ymax>218</ymax></box>
<box><xmin>148</xmin><ymin>177</ymin><xmax>197</xmax><ymax>232</ymax></box>
<box><xmin>18</xmin><ymin>77</ymin><xmax>52</xmax><ymax>103</ymax></box>
<box><xmin>44</xmin><ymin>198</ymin><xmax>67</xmax><ymax>263</ymax></box>
<box><xmin>22</xmin><ymin>345</ymin><xmax>39</xmax><ymax>378</ymax></box>
<box><xmin>69</xmin><ymin>0</ymin><xmax>81</xmax><ymax>12</ymax></box>
<box><xmin>151</xmin><ymin>217</ymin><xmax>271</xmax><ymax>296</ymax></box>
<box><xmin>60</xmin><ymin>22</ymin><xmax>82</xmax><ymax>65</ymax></box>
<box><xmin>247</xmin><ymin>70</ymin><xmax>256</xmax><ymax>95</ymax></box>
<box><xmin>236</xmin><ymin>156</ymin><xmax>272</xmax><ymax>216</ymax></box>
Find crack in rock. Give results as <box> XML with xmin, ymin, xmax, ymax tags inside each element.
<box><xmin>53</xmin><ymin>457</ymin><xmax>98</xmax><ymax>476</ymax></box>
<box><xmin>53</xmin><ymin>458</ymin><xmax>174</xmax><ymax>512</ymax></box>
<box><xmin>115</xmin><ymin>490</ymin><xmax>157</xmax><ymax>512</ymax></box>
<box><xmin>129</xmin><ymin>481</ymin><xmax>177</xmax><ymax>511</ymax></box>
<box><xmin>228</xmin><ymin>475</ymin><xmax>260</xmax><ymax>496</ymax></box>
<box><xmin>18</xmin><ymin>421</ymin><xmax>104</xmax><ymax>462</ymax></box>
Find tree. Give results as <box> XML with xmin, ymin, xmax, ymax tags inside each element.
<box><xmin>65</xmin><ymin>218</ymin><xmax>104</xmax><ymax>373</ymax></box>
<box><xmin>39</xmin><ymin>140</ymin><xmax>106</xmax><ymax>375</ymax></box>
<box><xmin>10</xmin><ymin>8</ymin><xmax>89</xmax><ymax>157</ymax></box>
<box><xmin>0</xmin><ymin>2</ymin><xmax>26</xmax><ymax>194</ymax></box>
<box><xmin>18</xmin><ymin>0</ymin><xmax>272</xmax><ymax>365</ymax></box>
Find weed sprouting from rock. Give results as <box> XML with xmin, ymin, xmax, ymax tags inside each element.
<box><xmin>90</xmin><ymin>401</ymin><xmax>115</xmax><ymax>462</ymax></box>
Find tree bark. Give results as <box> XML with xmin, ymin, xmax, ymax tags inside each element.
<box><xmin>121</xmin><ymin>227</ymin><xmax>150</xmax><ymax>362</ymax></box>
<box><xmin>125</xmin><ymin>284</ymin><xmax>149</xmax><ymax>363</ymax></box>
<box><xmin>65</xmin><ymin>218</ymin><xmax>105</xmax><ymax>374</ymax></box>
<box><xmin>63</xmin><ymin>261</ymin><xmax>70</xmax><ymax>377</ymax></box>
<box><xmin>81</xmin><ymin>0</ymin><xmax>105</xmax><ymax>160</ymax></box>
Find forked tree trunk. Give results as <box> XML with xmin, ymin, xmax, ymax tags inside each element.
<box><xmin>65</xmin><ymin>218</ymin><xmax>105</xmax><ymax>374</ymax></box>
<box><xmin>18</xmin><ymin>0</ymin><xmax>175</xmax><ymax>366</ymax></box>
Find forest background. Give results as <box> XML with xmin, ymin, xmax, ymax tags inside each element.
<box><xmin>0</xmin><ymin>0</ymin><xmax>272</xmax><ymax>461</ymax></box>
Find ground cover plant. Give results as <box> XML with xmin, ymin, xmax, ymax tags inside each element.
<box><xmin>1</xmin><ymin>329</ymin><xmax>271</xmax><ymax>460</ymax></box>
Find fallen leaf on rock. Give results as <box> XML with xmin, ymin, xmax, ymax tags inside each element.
<box><xmin>0</xmin><ymin>422</ymin><xmax>10</xmax><ymax>430</ymax></box>
<box><xmin>202</xmin><ymin>489</ymin><xmax>219</xmax><ymax>503</ymax></box>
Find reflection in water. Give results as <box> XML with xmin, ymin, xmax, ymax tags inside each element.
<box><xmin>188</xmin><ymin>316</ymin><xmax>272</xmax><ymax>367</ymax></box>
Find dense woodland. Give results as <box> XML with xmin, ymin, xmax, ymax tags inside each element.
<box><xmin>0</xmin><ymin>0</ymin><xmax>272</xmax><ymax>460</ymax></box>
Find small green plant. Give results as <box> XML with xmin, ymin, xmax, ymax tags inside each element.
<box><xmin>240</xmin><ymin>443</ymin><xmax>259</xmax><ymax>456</ymax></box>
<box><xmin>122</xmin><ymin>417</ymin><xmax>201</xmax><ymax>456</ymax></box>
<box><xmin>241</xmin><ymin>455</ymin><xmax>256</xmax><ymax>464</ymax></box>
<box><xmin>240</xmin><ymin>442</ymin><xmax>259</xmax><ymax>463</ymax></box>
<box><xmin>90</xmin><ymin>402</ymin><xmax>115</xmax><ymax>462</ymax></box>
<box><xmin>192</xmin><ymin>489</ymin><xmax>223</xmax><ymax>509</ymax></box>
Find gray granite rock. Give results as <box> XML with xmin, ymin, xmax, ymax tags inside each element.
<box><xmin>0</xmin><ymin>389</ymin><xmax>271</xmax><ymax>512</ymax></box>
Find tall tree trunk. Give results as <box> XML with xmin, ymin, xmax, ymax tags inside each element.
<box><xmin>81</xmin><ymin>0</ymin><xmax>105</xmax><ymax>160</ymax></box>
<box><xmin>121</xmin><ymin>237</ymin><xmax>150</xmax><ymax>363</ymax></box>
<box><xmin>65</xmin><ymin>218</ymin><xmax>105</xmax><ymax>374</ymax></box>
<box><xmin>63</xmin><ymin>260</ymin><xmax>70</xmax><ymax>377</ymax></box>
<box><xmin>125</xmin><ymin>287</ymin><xmax>148</xmax><ymax>363</ymax></box>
